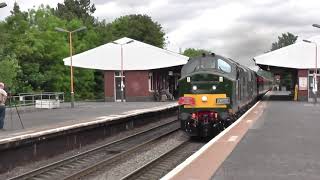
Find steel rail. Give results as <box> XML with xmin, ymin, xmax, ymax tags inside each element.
<box><xmin>9</xmin><ymin>119</ymin><xmax>179</xmax><ymax>180</ymax></box>
<box><xmin>64</xmin><ymin>127</ymin><xmax>181</xmax><ymax>179</ymax></box>
<box><xmin>121</xmin><ymin>141</ymin><xmax>205</xmax><ymax>180</ymax></box>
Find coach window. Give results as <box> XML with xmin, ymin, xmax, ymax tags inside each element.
<box><xmin>217</xmin><ymin>59</ymin><xmax>231</xmax><ymax>73</ymax></box>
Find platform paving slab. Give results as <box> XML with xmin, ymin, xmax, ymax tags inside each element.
<box><xmin>0</xmin><ymin>102</ymin><xmax>177</xmax><ymax>141</ymax></box>
<box><xmin>213</xmin><ymin>100</ymin><xmax>320</xmax><ymax>180</ymax></box>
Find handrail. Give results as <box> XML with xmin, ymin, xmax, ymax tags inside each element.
<box><xmin>7</xmin><ymin>92</ymin><xmax>65</xmax><ymax>107</ymax></box>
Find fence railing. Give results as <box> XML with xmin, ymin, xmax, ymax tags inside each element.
<box><xmin>7</xmin><ymin>92</ymin><xmax>65</xmax><ymax>107</ymax></box>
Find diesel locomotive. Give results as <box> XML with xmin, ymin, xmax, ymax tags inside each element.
<box><xmin>178</xmin><ymin>53</ymin><xmax>272</xmax><ymax>137</ymax></box>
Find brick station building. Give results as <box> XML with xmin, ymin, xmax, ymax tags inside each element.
<box><xmin>64</xmin><ymin>37</ymin><xmax>188</xmax><ymax>102</ymax></box>
<box><xmin>254</xmin><ymin>36</ymin><xmax>320</xmax><ymax>102</ymax></box>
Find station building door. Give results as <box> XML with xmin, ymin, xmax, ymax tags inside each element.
<box><xmin>308</xmin><ymin>70</ymin><xmax>320</xmax><ymax>102</ymax></box>
<box><xmin>114</xmin><ymin>71</ymin><xmax>126</xmax><ymax>102</ymax></box>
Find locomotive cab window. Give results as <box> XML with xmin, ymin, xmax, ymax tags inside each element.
<box><xmin>202</xmin><ymin>58</ymin><xmax>216</xmax><ymax>69</ymax></box>
<box><xmin>217</xmin><ymin>59</ymin><xmax>231</xmax><ymax>73</ymax></box>
<box><xmin>181</xmin><ymin>60</ymin><xmax>200</xmax><ymax>76</ymax></box>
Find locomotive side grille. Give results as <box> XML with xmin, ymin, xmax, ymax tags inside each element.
<box><xmin>183</xmin><ymin>94</ymin><xmax>227</xmax><ymax>108</ymax></box>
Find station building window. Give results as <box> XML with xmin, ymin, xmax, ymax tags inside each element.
<box><xmin>115</xmin><ymin>71</ymin><xmax>125</xmax><ymax>77</ymax></box>
<box><xmin>148</xmin><ymin>72</ymin><xmax>154</xmax><ymax>92</ymax></box>
<box><xmin>309</xmin><ymin>69</ymin><xmax>320</xmax><ymax>75</ymax></box>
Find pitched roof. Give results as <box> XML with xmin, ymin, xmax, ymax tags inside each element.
<box><xmin>63</xmin><ymin>37</ymin><xmax>189</xmax><ymax>70</ymax></box>
<box><xmin>254</xmin><ymin>36</ymin><xmax>320</xmax><ymax>69</ymax></box>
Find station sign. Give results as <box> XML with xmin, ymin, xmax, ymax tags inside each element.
<box><xmin>299</xmin><ymin>77</ymin><xmax>308</xmax><ymax>90</ymax></box>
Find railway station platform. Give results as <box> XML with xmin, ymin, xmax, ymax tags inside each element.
<box><xmin>0</xmin><ymin>102</ymin><xmax>177</xmax><ymax>141</ymax></box>
<box><xmin>163</xmin><ymin>92</ymin><xmax>320</xmax><ymax>180</ymax></box>
<box><xmin>0</xmin><ymin>101</ymin><xmax>179</xmax><ymax>174</ymax></box>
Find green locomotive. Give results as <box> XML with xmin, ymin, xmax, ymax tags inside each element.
<box><xmin>178</xmin><ymin>53</ymin><xmax>272</xmax><ymax>137</ymax></box>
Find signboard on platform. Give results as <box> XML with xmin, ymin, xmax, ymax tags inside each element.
<box><xmin>299</xmin><ymin>77</ymin><xmax>308</xmax><ymax>90</ymax></box>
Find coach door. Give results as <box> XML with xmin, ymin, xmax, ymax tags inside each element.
<box><xmin>114</xmin><ymin>71</ymin><xmax>126</xmax><ymax>102</ymax></box>
<box><xmin>236</xmin><ymin>68</ymin><xmax>241</xmax><ymax>105</ymax></box>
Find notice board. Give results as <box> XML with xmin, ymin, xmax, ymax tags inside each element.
<box><xmin>299</xmin><ymin>77</ymin><xmax>308</xmax><ymax>90</ymax></box>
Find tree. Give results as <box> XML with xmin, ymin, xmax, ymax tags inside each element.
<box><xmin>109</xmin><ymin>14</ymin><xmax>166</xmax><ymax>48</ymax></box>
<box><xmin>54</xmin><ymin>0</ymin><xmax>108</xmax><ymax>99</ymax></box>
<box><xmin>2</xmin><ymin>4</ymin><xmax>97</xmax><ymax>99</ymax></box>
<box><xmin>55</xmin><ymin>0</ymin><xmax>96</xmax><ymax>24</ymax></box>
<box><xmin>0</xmin><ymin>56</ymin><xmax>20</xmax><ymax>92</ymax></box>
<box><xmin>3</xmin><ymin>4</ymin><xmax>67</xmax><ymax>92</ymax></box>
<box><xmin>183</xmin><ymin>48</ymin><xmax>210</xmax><ymax>58</ymax></box>
<box><xmin>270</xmin><ymin>32</ymin><xmax>298</xmax><ymax>51</ymax></box>
<box><xmin>0</xmin><ymin>2</ymin><xmax>168</xmax><ymax>100</ymax></box>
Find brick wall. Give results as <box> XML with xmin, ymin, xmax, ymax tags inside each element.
<box><xmin>125</xmin><ymin>71</ymin><xmax>151</xmax><ymax>99</ymax></box>
<box><xmin>297</xmin><ymin>69</ymin><xmax>308</xmax><ymax>101</ymax></box>
<box><xmin>298</xmin><ymin>69</ymin><xmax>308</xmax><ymax>77</ymax></box>
<box><xmin>104</xmin><ymin>71</ymin><xmax>114</xmax><ymax>101</ymax></box>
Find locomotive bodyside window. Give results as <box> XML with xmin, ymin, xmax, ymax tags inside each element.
<box><xmin>217</xmin><ymin>59</ymin><xmax>231</xmax><ymax>73</ymax></box>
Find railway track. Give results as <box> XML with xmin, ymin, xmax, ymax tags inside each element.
<box><xmin>9</xmin><ymin>120</ymin><xmax>180</xmax><ymax>180</ymax></box>
<box><xmin>121</xmin><ymin>140</ymin><xmax>205</xmax><ymax>180</ymax></box>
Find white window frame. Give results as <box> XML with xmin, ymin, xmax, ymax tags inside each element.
<box><xmin>114</xmin><ymin>71</ymin><xmax>126</xmax><ymax>102</ymax></box>
<box><xmin>148</xmin><ymin>72</ymin><xmax>154</xmax><ymax>92</ymax></box>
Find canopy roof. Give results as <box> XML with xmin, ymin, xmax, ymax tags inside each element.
<box><xmin>254</xmin><ymin>36</ymin><xmax>320</xmax><ymax>69</ymax></box>
<box><xmin>63</xmin><ymin>37</ymin><xmax>189</xmax><ymax>70</ymax></box>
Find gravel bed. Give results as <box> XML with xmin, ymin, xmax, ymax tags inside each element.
<box><xmin>0</xmin><ymin>117</ymin><xmax>176</xmax><ymax>180</ymax></box>
<box><xmin>89</xmin><ymin>131</ymin><xmax>189</xmax><ymax>180</ymax></box>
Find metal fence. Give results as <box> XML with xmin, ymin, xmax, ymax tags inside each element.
<box><xmin>7</xmin><ymin>92</ymin><xmax>65</xmax><ymax>107</ymax></box>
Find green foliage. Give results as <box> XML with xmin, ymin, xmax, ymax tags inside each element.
<box><xmin>271</xmin><ymin>32</ymin><xmax>298</xmax><ymax>51</ymax></box>
<box><xmin>0</xmin><ymin>1</ymin><xmax>167</xmax><ymax>100</ymax></box>
<box><xmin>109</xmin><ymin>14</ymin><xmax>166</xmax><ymax>48</ymax></box>
<box><xmin>183</xmin><ymin>48</ymin><xmax>210</xmax><ymax>58</ymax></box>
<box><xmin>0</xmin><ymin>4</ymin><xmax>96</xmax><ymax>97</ymax></box>
<box><xmin>0</xmin><ymin>56</ymin><xmax>20</xmax><ymax>92</ymax></box>
<box><xmin>55</xmin><ymin>0</ymin><xmax>96</xmax><ymax>24</ymax></box>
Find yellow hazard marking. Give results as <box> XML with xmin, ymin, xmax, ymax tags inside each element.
<box><xmin>183</xmin><ymin>94</ymin><xmax>227</xmax><ymax>108</ymax></box>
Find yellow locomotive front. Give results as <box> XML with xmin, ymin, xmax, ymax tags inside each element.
<box><xmin>178</xmin><ymin>53</ymin><xmax>237</xmax><ymax>137</ymax></box>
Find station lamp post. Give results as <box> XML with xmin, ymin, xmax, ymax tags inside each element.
<box><xmin>112</xmin><ymin>40</ymin><xmax>134</xmax><ymax>102</ymax></box>
<box><xmin>303</xmin><ymin>39</ymin><xmax>318</xmax><ymax>103</ymax></box>
<box><xmin>55</xmin><ymin>26</ymin><xmax>87</xmax><ymax>108</ymax></box>
<box><xmin>310</xmin><ymin>23</ymin><xmax>320</xmax><ymax>102</ymax></box>
<box><xmin>0</xmin><ymin>2</ymin><xmax>7</xmax><ymax>8</ymax></box>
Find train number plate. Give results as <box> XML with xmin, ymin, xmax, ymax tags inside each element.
<box><xmin>216</xmin><ymin>98</ymin><xmax>230</xmax><ymax>104</ymax></box>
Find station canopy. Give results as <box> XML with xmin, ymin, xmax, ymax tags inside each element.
<box><xmin>63</xmin><ymin>37</ymin><xmax>189</xmax><ymax>70</ymax></box>
<box><xmin>254</xmin><ymin>36</ymin><xmax>320</xmax><ymax>69</ymax></box>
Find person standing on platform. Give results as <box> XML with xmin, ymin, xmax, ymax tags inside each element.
<box><xmin>0</xmin><ymin>82</ymin><xmax>7</xmax><ymax>130</ymax></box>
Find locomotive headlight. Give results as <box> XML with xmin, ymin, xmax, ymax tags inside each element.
<box><xmin>192</xmin><ymin>85</ymin><xmax>197</xmax><ymax>90</ymax></box>
<box><xmin>212</xmin><ymin>85</ymin><xmax>217</xmax><ymax>90</ymax></box>
<box><xmin>202</xmin><ymin>96</ymin><xmax>208</xmax><ymax>102</ymax></box>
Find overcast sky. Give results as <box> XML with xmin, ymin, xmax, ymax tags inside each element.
<box><xmin>1</xmin><ymin>0</ymin><xmax>320</xmax><ymax>67</ymax></box>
